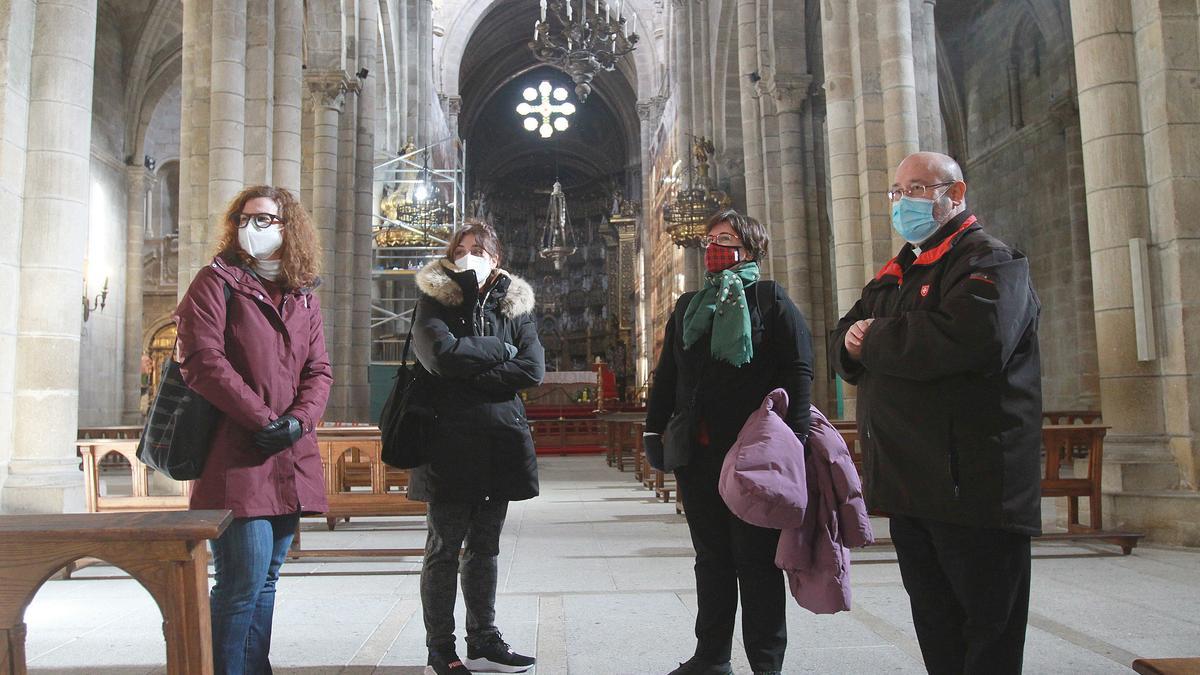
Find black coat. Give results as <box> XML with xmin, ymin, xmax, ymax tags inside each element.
<box><xmin>646</xmin><ymin>279</ymin><xmax>814</xmax><ymax>454</ymax></box>
<box><xmin>408</xmin><ymin>259</ymin><xmax>545</xmax><ymax>503</ymax></box>
<box><xmin>831</xmin><ymin>212</ymin><xmax>1043</xmax><ymax>535</ymax></box>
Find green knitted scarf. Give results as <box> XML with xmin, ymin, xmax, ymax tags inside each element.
<box><xmin>682</xmin><ymin>262</ymin><xmax>760</xmax><ymax>367</ymax></box>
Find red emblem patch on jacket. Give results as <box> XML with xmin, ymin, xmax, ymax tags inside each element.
<box><xmin>920</xmin><ymin>284</ymin><xmax>930</xmax><ymax>297</ymax></box>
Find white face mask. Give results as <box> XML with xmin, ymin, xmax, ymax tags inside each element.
<box><xmin>238</xmin><ymin>224</ymin><xmax>283</xmax><ymax>260</ymax></box>
<box><xmin>455</xmin><ymin>253</ymin><xmax>494</xmax><ymax>287</ymax></box>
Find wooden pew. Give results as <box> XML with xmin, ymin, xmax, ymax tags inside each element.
<box><xmin>0</xmin><ymin>510</ymin><xmax>231</xmax><ymax>675</ymax></box>
<box><xmin>76</xmin><ymin>429</ymin><xmax>428</xmax><ymax>559</ymax></box>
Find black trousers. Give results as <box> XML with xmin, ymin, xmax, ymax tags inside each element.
<box><xmin>889</xmin><ymin>515</ymin><xmax>1032</xmax><ymax>675</ymax></box>
<box><xmin>676</xmin><ymin>445</ymin><xmax>786</xmax><ymax>672</ymax></box>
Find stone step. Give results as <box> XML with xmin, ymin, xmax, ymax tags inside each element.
<box><xmin>1102</xmin><ymin>490</ymin><xmax>1200</xmax><ymax>547</ymax></box>
<box><xmin>1102</xmin><ymin>458</ymin><xmax>1181</xmax><ymax>492</ymax></box>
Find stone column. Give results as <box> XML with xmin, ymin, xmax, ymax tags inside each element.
<box><xmin>636</xmin><ymin>96</ymin><xmax>663</xmax><ymax>389</ymax></box>
<box><xmin>1050</xmin><ymin>96</ymin><xmax>1100</xmax><ymax>410</ymax></box>
<box><xmin>849</xmin><ymin>0</ymin><xmax>898</xmax><ymax>268</ymax></box>
<box><xmin>736</xmin><ymin>0</ymin><xmax>769</xmax><ymax>279</ymax></box>
<box><xmin>404</xmin><ymin>0</ymin><xmax>417</xmax><ymax>143</ymax></box>
<box><xmin>332</xmin><ymin>78</ymin><xmax>359</xmax><ymax>421</ymax></box>
<box><xmin>1069</xmin><ymin>1</ymin><xmax>1165</xmax><ymax>455</ymax></box>
<box><xmin>273</xmin><ymin>0</ymin><xmax>304</xmax><ymax>194</ymax></box>
<box><xmin>244</xmin><ymin>0</ymin><xmax>274</xmax><ymax>185</ymax></box>
<box><xmin>353</xmin><ymin>0</ymin><xmax>378</xmax><ymax>420</ymax></box>
<box><xmin>122</xmin><ymin>166</ymin><xmax>155</xmax><ymax>424</ymax></box>
<box><xmin>208</xmin><ymin>0</ymin><xmax>246</xmax><ymax>227</ymax></box>
<box><xmin>446</xmin><ymin>95</ymin><xmax>462</xmax><ymax>142</ymax></box>
<box><xmin>178</xmin><ymin>0</ymin><xmax>213</xmax><ymax>293</ymax></box>
<box><xmin>803</xmin><ymin>85</ymin><xmax>834</xmax><ymax>412</ymax></box>
<box><xmin>821</xmin><ymin>1</ymin><xmax>865</xmax><ymax>317</ymax></box>
<box><xmin>1129</xmin><ymin>0</ymin><xmax>1200</xmax><ymax>491</ymax></box>
<box><xmin>876</xmin><ymin>0</ymin><xmax>920</xmax><ymax>169</ymax></box>
<box><xmin>0</xmin><ymin>0</ymin><xmax>36</xmax><ymax>490</ymax></box>
<box><xmin>7</xmin><ymin>0</ymin><xmax>98</xmax><ymax>513</ymax></box>
<box><xmin>822</xmin><ymin>0</ymin><xmax>865</xmax><ymax>417</ymax></box>
<box><xmin>418</xmin><ymin>0</ymin><xmax>433</xmax><ymax>142</ymax></box>
<box><xmin>306</xmin><ymin>74</ymin><xmax>345</xmax><ymax>411</ymax></box>
<box><xmin>909</xmin><ymin>0</ymin><xmax>945</xmax><ymax>151</ymax></box>
<box><xmin>773</xmin><ymin>79</ymin><xmax>812</xmax><ymax>313</ymax></box>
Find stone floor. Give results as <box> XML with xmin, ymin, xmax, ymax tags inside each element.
<box><xmin>22</xmin><ymin>456</ymin><xmax>1200</xmax><ymax>674</ymax></box>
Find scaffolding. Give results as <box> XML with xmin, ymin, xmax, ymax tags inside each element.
<box><xmin>371</xmin><ymin>137</ymin><xmax>466</xmax><ymax>367</ymax></box>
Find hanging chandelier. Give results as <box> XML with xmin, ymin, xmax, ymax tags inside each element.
<box><xmin>539</xmin><ymin>180</ymin><xmax>577</xmax><ymax>269</ymax></box>
<box><xmin>377</xmin><ymin>150</ymin><xmax>451</xmax><ymax>247</ymax></box>
<box><xmin>663</xmin><ymin>136</ymin><xmax>731</xmax><ymax>248</ymax></box>
<box><xmin>516</xmin><ymin>81</ymin><xmax>576</xmax><ymax>138</ymax></box>
<box><xmin>529</xmin><ymin>0</ymin><xmax>639</xmax><ymax>102</ymax></box>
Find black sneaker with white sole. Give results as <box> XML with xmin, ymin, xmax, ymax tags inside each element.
<box><xmin>424</xmin><ymin>648</ymin><xmax>472</xmax><ymax>675</ymax></box>
<box><xmin>463</xmin><ymin>635</ymin><xmax>536</xmax><ymax>673</ymax></box>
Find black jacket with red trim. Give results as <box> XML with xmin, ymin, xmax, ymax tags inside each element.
<box><xmin>830</xmin><ymin>211</ymin><xmax>1043</xmax><ymax>535</ymax></box>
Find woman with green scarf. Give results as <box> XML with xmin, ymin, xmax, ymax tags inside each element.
<box><xmin>645</xmin><ymin>209</ymin><xmax>814</xmax><ymax>675</ymax></box>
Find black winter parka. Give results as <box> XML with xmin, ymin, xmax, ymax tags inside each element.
<box><xmin>831</xmin><ymin>212</ymin><xmax>1043</xmax><ymax>535</ymax></box>
<box><xmin>646</xmin><ymin>279</ymin><xmax>814</xmax><ymax>454</ymax></box>
<box><xmin>408</xmin><ymin>259</ymin><xmax>545</xmax><ymax>503</ymax></box>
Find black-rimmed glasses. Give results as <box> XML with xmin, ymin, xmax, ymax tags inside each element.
<box><xmin>238</xmin><ymin>213</ymin><xmax>285</xmax><ymax>230</ymax></box>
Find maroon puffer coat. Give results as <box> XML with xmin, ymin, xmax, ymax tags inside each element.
<box><xmin>174</xmin><ymin>256</ymin><xmax>331</xmax><ymax>517</ymax></box>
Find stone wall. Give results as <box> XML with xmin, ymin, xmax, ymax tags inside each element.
<box><xmin>946</xmin><ymin>0</ymin><xmax>1096</xmax><ymax>410</ymax></box>
<box><xmin>77</xmin><ymin>6</ymin><xmax>128</xmax><ymax>426</ymax></box>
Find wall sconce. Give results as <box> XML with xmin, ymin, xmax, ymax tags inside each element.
<box><xmin>82</xmin><ymin>276</ymin><xmax>109</xmax><ymax>323</ymax></box>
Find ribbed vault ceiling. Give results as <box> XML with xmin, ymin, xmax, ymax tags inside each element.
<box><xmin>459</xmin><ymin>0</ymin><xmax>638</xmax><ymax>193</ymax></box>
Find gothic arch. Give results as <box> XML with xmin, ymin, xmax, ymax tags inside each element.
<box><xmin>123</xmin><ymin>0</ymin><xmax>182</xmax><ymax>162</ymax></box>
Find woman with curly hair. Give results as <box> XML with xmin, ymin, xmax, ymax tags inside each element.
<box><xmin>173</xmin><ymin>185</ymin><xmax>331</xmax><ymax>674</ymax></box>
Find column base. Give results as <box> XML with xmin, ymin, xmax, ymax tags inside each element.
<box><xmin>1</xmin><ymin>458</ymin><xmax>86</xmax><ymax>514</ymax></box>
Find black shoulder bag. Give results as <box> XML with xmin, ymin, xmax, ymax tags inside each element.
<box><xmin>136</xmin><ymin>284</ymin><xmax>231</xmax><ymax>481</ymax></box>
<box><xmin>380</xmin><ymin>317</ymin><xmax>438</xmax><ymax>469</ymax></box>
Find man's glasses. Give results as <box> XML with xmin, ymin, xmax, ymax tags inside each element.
<box><xmin>701</xmin><ymin>233</ymin><xmax>742</xmax><ymax>248</ymax></box>
<box><xmin>238</xmin><ymin>213</ymin><xmax>285</xmax><ymax>230</ymax></box>
<box><xmin>887</xmin><ymin>182</ymin><xmax>954</xmax><ymax>203</ymax></box>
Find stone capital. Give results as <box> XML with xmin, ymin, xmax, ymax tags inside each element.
<box><xmin>305</xmin><ymin>72</ymin><xmax>352</xmax><ymax>111</ymax></box>
<box><xmin>772</xmin><ymin>76</ymin><xmax>814</xmax><ymax>114</ymax></box>
<box><xmin>446</xmin><ymin>95</ymin><xmax>463</xmax><ymax>116</ymax></box>
<box><xmin>125</xmin><ymin>164</ymin><xmax>157</xmax><ymax>193</ymax></box>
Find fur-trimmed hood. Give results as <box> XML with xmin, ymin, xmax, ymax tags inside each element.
<box><xmin>415</xmin><ymin>258</ymin><xmax>535</xmax><ymax>318</ymax></box>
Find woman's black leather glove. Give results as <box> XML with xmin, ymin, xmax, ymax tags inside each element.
<box><xmin>255</xmin><ymin>415</ymin><xmax>303</xmax><ymax>454</ymax></box>
<box><xmin>643</xmin><ymin>432</ymin><xmax>665</xmax><ymax>471</ymax></box>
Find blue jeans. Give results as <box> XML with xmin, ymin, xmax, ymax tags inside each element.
<box><xmin>209</xmin><ymin>512</ymin><xmax>299</xmax><ymax>675</ymax></box>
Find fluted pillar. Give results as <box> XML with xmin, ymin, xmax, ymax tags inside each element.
<box><xmin>273</xmin><ymin>0</ymin><xmax>303</xmax><ymax>193</ymax></box>
<box><xmin>122</xmin><ymin>166</ymin><xmax>155</xmax><ymax>424</ymax></box>
<box><xmin>1069</xmin><ymin>1</ymin><xmax>1164</xmax><ymax>453</ymax></box>
<box><xmin>7</xmin><ymin>0</ymin><xmax>98</xmax><ymax>513</ymax></box>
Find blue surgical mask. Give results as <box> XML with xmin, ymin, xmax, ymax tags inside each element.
<box><xmin>891</xmin><ymin>197</ymin><xmax>941</xmax><ymax>245</ymax></box>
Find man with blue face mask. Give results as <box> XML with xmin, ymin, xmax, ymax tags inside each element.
<box><xmin>830</xmin><ymin>152</ymin><xmax>1043</xmax><ymax>675</ymax></box>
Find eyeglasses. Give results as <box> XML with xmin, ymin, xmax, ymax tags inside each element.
<box><xmin>887</xmin><ymin>182</ymin><xmax>954</xmax><ymax>203</ymax></box>
<box><xmin>238</xmin><ymin>213</ymin><xmax>285</xmax><ymax>230</ymax></box>
<box><xmin>700</xmin><ymin>233</ymin><xmax>742</xmax><ymax>248</ymax></box>
<box><xmin>454</xmin><ymin>246</ymin><xmax>487</xmax><ymax>258</ymax></box>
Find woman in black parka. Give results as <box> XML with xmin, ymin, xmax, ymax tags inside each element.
<box><xmin>410</xmin><ymin>219</ymin><xmax>545</xmax><ymax>675</ymax></box>
<box><xmin>645</xmin><ymin>210</ymin><xmax>814</xmax><ymax>675</ymax></box>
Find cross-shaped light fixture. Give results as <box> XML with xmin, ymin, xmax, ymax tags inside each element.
<box><xmin>516</xmin><ymin>81</ymin><xmax>576</xmax><ymax>138</ymax></box>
